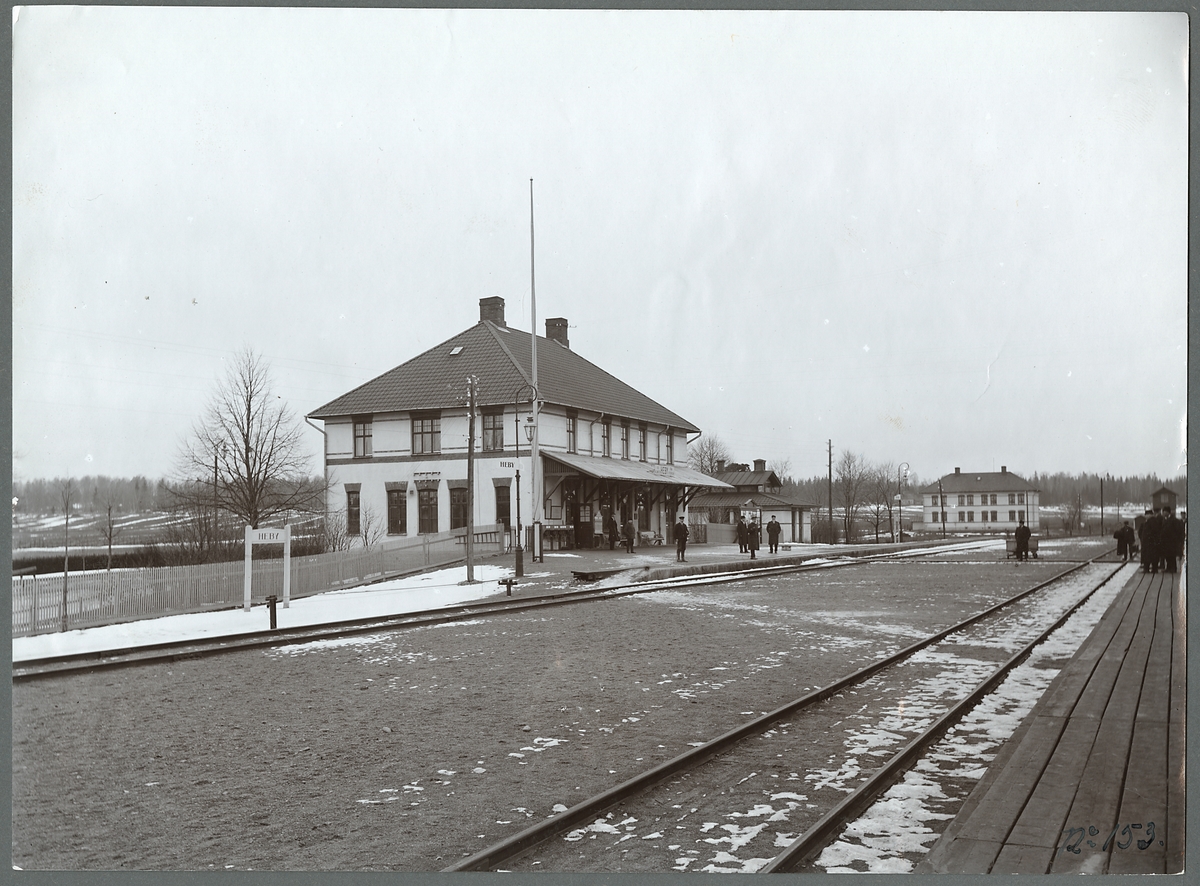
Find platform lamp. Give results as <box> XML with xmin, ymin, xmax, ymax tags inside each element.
<box><xmin>512</xmin><ymin>384</ymin><xmax>538</xmax><ymax>578</ymax></box>
<box><xmin>896</xmin><ymin>462</ymin><xmax>909</xmax><ymax>543</ymax></box>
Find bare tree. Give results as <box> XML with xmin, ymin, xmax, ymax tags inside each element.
<box><xmin>322</xmin><ymin>509</ymin><xmax>355</xmax><ymax>553</ymax></box>
<box><xmin>863</xmin><ymin>463</ymin><xmax>897</xmax><ymax>543</ymax></box>
<box><xmin>98</xmin><ymin>493</ymin><xmax>122</xmax><ymax>570</ymax></box>
<box><xmin>358</xmin><ymin>501</ymin><xmax>385</xmax><ymax>549</ymax></box>
<box><xmin>835</xmin><ymin>451</ymin><xmax>870</xmax><ymax>543</ymax></box>
<box><xmin>172</xmin><ymin>347</ymin><xmax>322</xmax><ymax>532</ymax></box>
<box><xmin>687</xmin><ymin>435</ymin><xmax>733</xmax><ymax>475</ymax></box>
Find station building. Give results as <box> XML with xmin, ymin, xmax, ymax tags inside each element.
<box><xmin>689</xmin><ymin>459</ymin><xmax>816</xmax><ymax>543</ymax></box>
<box><xmin>917</xmin><ymin>466</ymin><xmax>1041</xmax><ymax>533</ymax></box>
<box><xmin>307</xmin><ymin>297</ymin><xmax>731</xmax><ymax>549</ymax></box>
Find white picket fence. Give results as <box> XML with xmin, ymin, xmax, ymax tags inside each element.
<box><xmin>12</xmin><ymin>525</ymin><xmax>505</xmax><ymax>638</ymax></box>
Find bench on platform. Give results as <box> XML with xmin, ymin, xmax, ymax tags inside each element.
<box><xmin>1005</xmin><ymin>537</ymin><xmax>1039</xmax><ymax>559</ymax></box>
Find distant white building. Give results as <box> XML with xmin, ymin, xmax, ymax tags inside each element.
<box><xmin>917</xmin><ymin>466</ymin><xmax>1040</xmax><ymax>533</ymax></box>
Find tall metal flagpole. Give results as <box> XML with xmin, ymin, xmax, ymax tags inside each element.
<box><xmin>530</xmin><ymin>179</ymin><xmax>542</xmax><ymax>561</ymax></box>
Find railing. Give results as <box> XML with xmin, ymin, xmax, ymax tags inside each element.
<box><xmin>12</xmin><ymin>525</ymin><xmax>504</xmax><ymax>638</ymax></box>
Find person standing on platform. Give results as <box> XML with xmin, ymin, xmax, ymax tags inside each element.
<box><xmin>624</xmin><ymin>517</ymin><xmax>636</xmax><ymax>554</ymax></box>
<box><xmin>1114</xmin><ymin>520</ymin><xmax>1135</xmax><ymax>561</ymax></box>
<box><xmin>673</xmin><ymin>516</ymin><xmax>689</xmax><ymax>562</ymax></box>
<box><xmin>1145</xmin><ymin>509</ymin><xmax>1164</xmax><ymax>573</ymax></box>
<box><xmin>1138</xmin><ymin>511</ymin><xmax>1153</xmax><ymax>571</ymax></box>
<box><xmin>606</xmin><ymin>512</ymin><xmax>619</xmax><ymax>550</ymax></box>
<box><xmin>747</xmin><ymin>518</ymin><xmax>761</xmax><ymax>560</ymax></box>
<box><xmin>766</xmin><ymin>517</ymin><xmax>782</xmax><ymax>554</ymax></box>
<box><xmin>1162</xmin><ymin>506</ymin><xmax>1184</xmax><ymax>574</ymax></box>
<box><xmin>1014</xmin><ymin>514</ymin><xmax>1031</xmax><ymax>563</ymax></box>
<box><xmin>736</xmin><ymin>516</ymin><xmax>748</xmax><ymax>553</ymax></box>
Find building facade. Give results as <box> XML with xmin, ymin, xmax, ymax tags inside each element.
<box><xmin>308</xmin><ymin>298</ymin><xmax>731</xmax><ymax>549</ymax></box>
<box><xmin>917</xmin><ymin>466</ymin><xmax>1040</xmax><ymax>533</ymax></box>
<box><xmin>689</xmin><ymin>459</ymin><xmax>816</xmax><ymax>543</ymax></box>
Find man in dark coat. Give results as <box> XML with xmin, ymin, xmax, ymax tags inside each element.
<box><xmin>736</xmin><ymin>516</ymin><xmax>748</xmax><ymax>553</ymax></box>
<box><xmin>624</xmin><ymin>517</ymin><xmax>636</xmax><ymax>554</ymax></box>
<box><xmin>1162</xmin><ymin>507</ymin><xmax>1184</xmax><ymax>574</ymax></box>
<box><xmin>673</xmin><ymin>516</ymin><xmax>689</xmax><ymax>562</ymax></box>
<box><xmin>1143</xmin><ymin>509</ymin><xmax>1164</xmax><ymax>573</ymax></box>
<box><xmin>606</xmin><ymin>512</ymin><xmax>619</xmax><ymax>550</ymax></box>
<box><xmin>1114</xmin><ymin>520</ymin><xmax>1133</xmax><ymax>561</ymax></box>
<box><xmin>747</xmin><ymin>519</ymin><xmax>761</xmax><ymax>559</ymax></box>
<box><xmin>1014</xmin><ymin>515</ymin><xmax>1031</xmax><ymax>563</ymax></box>
<box><xmin>766</xmin><ymin>517</ymin><xmax>782</xmax><ymax>554</ymax></box>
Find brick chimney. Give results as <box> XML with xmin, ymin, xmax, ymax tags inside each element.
<box><xmin>1001</xmin><ymin>465</ymin><xmax>1007</xmax><ymax>473</ymax></box>
<box><xmin>955</xmin><ymin>467</ymin><xmax>961</xmax><ymax>474</ymax></box>
<box><xmin>546</xmin><ymin>317</ymin><xmax>569</xmax><ymax>348</ymax></box>
<box><xmin>479</xmin><ymin>296</ymin><xmax>505</xmax><ymax>327</ymax></box>
<box><xmin>716</xmin><ymin>460</ymin><xmax>726</xmax><ymax>472</ymax></box>
<box><xmin>754</xmin><ymin>459</ymin><xmax>766</xmax><ymax>472</ymax></box>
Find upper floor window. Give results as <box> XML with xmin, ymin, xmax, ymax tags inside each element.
<box><xmin>1008</xmin><ymin>493</ymin><xmax>1016</xmax><ymax>505</ymax></box>
<box><xmin>1018</xmin><ymin>493</ymin><xmax>1026</xmax><ymax>505</ymax></box>
<box><xmin>990</xmin><ymin>494</ymin><xmax>998</xmax><ymax>506</ymax></box>
<box><xmin>602</xmin><ymin>420</ymin><xmax>611</xmax><ymax>457</ymax></box>
<box><xmin>482</xmin><ymin>410</ymin><xmax>504</xmax><ymax>452</ymax></box>
<box><xmin>666</xmin><ymin>431</ymin><xmax>675</xmax><ymax>465</ymax></box>
<box><xmin>638</xmin><ymin>424</ymin><xmax>647</xmax><ymax>462</ymax></box>
<box><xmin>967</xmin><ymin>494</ymin><xmax>974</xmax><ymax>506</ymax></box>
<box><xmin>620</xmin><ymin>421</ymin><xmax>630</xmax><ymax>460</ymax></box>
<box><xmin>353</xmin><ymin>417</ymin><xmax>373</xmax><ymax>458</ymax></box>
<box><xmin>566</xmin><ymin>412</ymin><xmax>577</xmax><ymax>453</ymax></box>
<box><xmin>957</xmin><ymin>494</ymin><xmax>965</xmax><ymax>507</ymax></box>
<box><xmin>412</xmin><ymin>411</ymin><xmax>441</xmax><ymax>454</ymax></box>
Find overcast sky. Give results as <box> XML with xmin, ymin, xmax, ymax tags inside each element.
<box><xmin>12</xmin><ymin>8</ymin><xmax>1188</xmax><ymax>487</ymax></box>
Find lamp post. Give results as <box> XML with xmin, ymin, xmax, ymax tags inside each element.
<box><xmin>896</xmin><ymin>462</ymin><xmax>909</xmax><ymax>543</ymax></box>
<box><xmin>512</xmin><ymin>384</ymin><xmax>538</xmax><ymax>576</ymax></box>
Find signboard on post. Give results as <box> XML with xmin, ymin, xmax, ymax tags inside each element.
<box><xmin>244</xmin><ymin>524</ymin><xmax>291</xmax><ymax>612</ymax></box>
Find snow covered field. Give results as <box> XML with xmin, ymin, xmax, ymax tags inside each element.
<box><xmin>12</xmin><ymin>563</ymin><xmax>512</xmax><ymax>662</ymax></box>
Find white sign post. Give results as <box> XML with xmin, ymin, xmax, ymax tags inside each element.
<box><xmin>243</xmin><ymin>525</ymin><xmax>292</xmax><ymax>612</ymax></box>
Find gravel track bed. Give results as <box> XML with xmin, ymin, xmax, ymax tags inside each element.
<box><xmin>13</xmin><ymin>558</ymin><xmax>1078</xmax><ymax>870</ymax></box>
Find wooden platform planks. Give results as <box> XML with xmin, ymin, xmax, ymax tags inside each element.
<box><xmin>920</xmin><ymin>568</ymin><xmax>1183</xmax><ymax>875</ymax></box>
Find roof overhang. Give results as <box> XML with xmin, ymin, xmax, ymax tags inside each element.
<box><xmin>545</xmin><ymin>452</ymin><xmax>734</xmax><ymax>489</ymax></box>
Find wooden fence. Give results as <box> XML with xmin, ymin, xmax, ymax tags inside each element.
<box><xmin>12</xmin><ymin>525</ymin><xmax>504</xmax><ymax>637</ymax></box>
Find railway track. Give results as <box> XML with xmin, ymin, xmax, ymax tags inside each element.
<box><xmin>12</xmin><ymin>541</ymin><xmax>1001</xmax><ymax>681</ymax></box>
<box><xmin>444</xmin><ymin>555</ymin><xmax>1126</xmax><ymax>873</ymax></box>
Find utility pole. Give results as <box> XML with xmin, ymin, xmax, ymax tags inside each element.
<box><xmin>827</xmin><ymin>439</ymin><xmax>834</xmax><ymax>544</ymax></box>
<box><xmin>60</xmin><ymin>479</ymin><xmax>73</xmax><ymax>632</ymax></box>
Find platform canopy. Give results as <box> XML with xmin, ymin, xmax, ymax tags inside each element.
<box><xmin>544</xmin><ymin>451</ymin><xmax>733</xmax><ymax>490</ymax></box>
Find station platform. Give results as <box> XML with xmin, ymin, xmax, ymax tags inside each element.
<box><xmin>919</xmin><ymin>566</ymin><xmax>1185</xmax><ymax>874</ymax></box>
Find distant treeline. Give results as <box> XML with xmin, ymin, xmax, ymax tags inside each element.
<box><xmin>12</xmin><ymin>475</ymin><xmax>326</xmax><ymax>515</ymax></box>
<box><xmin>780</xmin><ymin>471</ymin><xmax>1186</xmax><ymax>509</ymax></box>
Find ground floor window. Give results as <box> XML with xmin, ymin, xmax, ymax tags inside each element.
<box><xmin>1009</xmin><ymin>510</ymin><xmax>1017</xmax><ymax>522</ymax></box>
<box><xmin>990</xmin><ymin>510</ymin><xmax>998</xmax><ymax>522</ymax></box>
<box><xmin>967</xmin><ymin>511</ymin><xmax>975</xmax><ymax>522</ymax></box>
<box><xmin>418</xmin><ymin>489</ymin><xmax>438</xmax><ymax>534</ymax></box>
<box><xmin>450</xmin><ymin>487</ymin><xmax>468</xmax><ymax>529</ymax></box>
<box><xmin>387</xmin><ymin>489</ymin><xmax>406</xmax><ymax>535</ymax></box>
<box><xmin>347</xmin><ymin>489</ymin><xmax>361</xmax><ymax>535</ymax></box>
<box><xmin>495</xmin><ymin>485</ymin><xmax>511</xmax><ymax>530</ymax></box>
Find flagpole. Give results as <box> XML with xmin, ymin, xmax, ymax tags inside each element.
<box><xmin>529</xmin><ymin>179</ymin><xmax>542</xmax><ymax>560</ymax></box>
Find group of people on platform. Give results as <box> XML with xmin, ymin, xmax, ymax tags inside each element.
<box><xmin>1114</xmin><ymin>506</ymin><xmax>1186</xmax><ymax>574</ymax></box>
<box><xmin>734</xmin><ymin>515</ymin><xmax>782</xmax><ymax>559</ymax></box>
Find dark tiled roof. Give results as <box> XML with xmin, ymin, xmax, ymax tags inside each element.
<box><xmin>309</xmin><ymin>321</ymin><xmax>699</xmax><ymax>431</ymax></box>
<box><xmin>919</xmin><ymin>470</ymin><xmax>1039</xmax><ymax>494</ymax></box>
<box><xmin>690</xmin><ymin>491</ymin><xmax>819</xmax><ymax>509</ymax></box>
<box><xmin>712</xmin><ymin>470</ymin><xmax>782</xmax><ymax>490</ymax></box>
